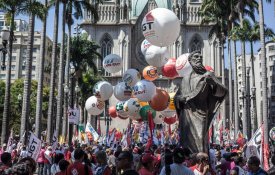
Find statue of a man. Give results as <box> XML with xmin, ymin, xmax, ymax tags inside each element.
<box><xmin>174</xmin><ymin>51</ymin><xmax>228</xmax><ymax>153</ymax></box>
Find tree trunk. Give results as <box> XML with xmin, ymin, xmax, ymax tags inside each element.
<box><xmin>62</xmin><ymin>21</ymin><xmax>71</xmax><ymax>139</ymax></box>
<box><xmin>20</xmin><ymin>11</ymin><xmax>35</xmax><ymax>143</ymax></box>
<box><xmin>56</xmin><ymin>1</ymin><xmax>66</xmax><ymax>137</ymax></box>
<box><xmin>220</xmin><ymin>39</ymin><xmax>226</xmax><ymax>130</ymax></box>
<box><xmin>35</xmin><ymin>0</ymin><xmax>47</xmax><ymax>138</ymax></box>
<box><xmin>228</xmin><ymin>39</ymin><xmax>233</xmax><ymax>132</ymax></box>
<box><xmin>258</xmin><ymin>0</ymin><xmax>269</xmax><ymax>159</ymax></box>
<box><xmin>233</xmin><ymin>39</ymin><xmax>239</xmax><ymax>139</ymax></box>
<box><xmin>239</xmin><ymin>12</ymin><xmax>248</xmax><ymax>138</ymax></box>
<box><xmin>1</xmin><ymin>12</ymin><xmax>14</xmax><ymax>144</ymax></box>
<box><xmin>250</xmin><ymin>41</ymin><xmax>257</xmax><ymax>133</ymax></box>
<box><xmin>47</xmin><ymin>0</ymin><xmax>59</xmax><ymax>142</ymax></box>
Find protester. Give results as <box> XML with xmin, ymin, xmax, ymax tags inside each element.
<box><xmin>247</xmin><ymin>156</ymin><xmax>268</xmax><ymax>175</ymax></box>
<box><xmin>51</xmin><ymin>153</ymin><xmax>64</xmax><ymax>175</ymax></box>
<box><xmin>44</xmin><ymin>146</ymin><xmax>53</xmax><ymax>175</ymax></box>
<box><xmin>0</xmin><ymin>152</ymin><xmax>12</xmax><ymax>172</ymax></box>
<box><xmin>56</xmin><ymin>160</ymin><xmax>70</xmax><ymax>175</ymax></box>
<box><xmin>138</xmin><ymin>153</ymin><xmax>155</xmax><ymax>175</ymax></box>
<box><xmin>66</xmin><ymin>148</ymin><xmax>93</xmax><ymax>175</ymax></box>
<box><xmin>19</xmin><ymin>146</ymin><xmax>28</xmax><ymax>160</ymax></box>
<box><xmin>233</xmin><ymin>156</ymin><xmax>247</xmax><ymax>175</ymax></box>
<box><xmin>192</xmin><ymin>152</ymin><xmax>210</xmax><ymax>175</ymax></box>
<box><xmin>95</xmin><ymin>150</ymin><xmax>112</xmax><ymax>175</ymax></box>
<box><xmin>37</xmin><ymin>144</ymin><xmax>46</xmax><ymax>175</ymax></box>
<box><xmin>18</xmin><ymin>157</ymin><xmax>37</xmax><ymax>175</ymax></box>
<box><xmin>160</xmin><ymin>147</ymin><xmax>194</xmax><ymax>175</ymax></box>
<box><xmin>116</xmin><ymin>151</ymin><xmax>139</xmax><ymax>175</ymax></box>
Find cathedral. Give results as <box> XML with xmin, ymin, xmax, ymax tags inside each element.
<box><xmin>81</xmin><ymin>0</ymin><xmax>223</xmax><ymax>131</ymax></box>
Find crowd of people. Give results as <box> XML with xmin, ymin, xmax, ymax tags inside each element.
<box><xmin>0</xmin><ymin>142</ymin><xmax>275</xmax><ymax>175</ymax></box>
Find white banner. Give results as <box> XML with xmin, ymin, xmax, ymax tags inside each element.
<box><xmin>85</xmin><ymin>122</ymin><xmax>99</xmax><ymax>141</ymax></box>
<box><xmin>68</xmin><ymin>108</ymin><xmax>80</xmax><ymax>124</ymax></box>
<box><xmin>245</xmin><ymin>125</ymin><xmax>262</xmax><ymax>161</ymax></box>
<box><xmin>27</xmin><ymin>132</ymin><xmax>42</xmax><ymax>161</ymax></box>
<box><xmin>51</xmin><ymin>130</ymin><xmax>58</xmax><ymax>151</ymax></box>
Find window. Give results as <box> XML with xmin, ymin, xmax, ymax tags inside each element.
<box><xmin>11</xmin><ymin>65</ymin><xmax>16</xmax><ymax>70</ymax></box>
<box><xmin>190</xmin><ymin>35</ymin><xmax>203</xmax><ymax>52</ymax></box>
<box><xmin>33</xmin><ymin>57</ymin><xmax>36</xmax><ymax>61</ymax></box>
<box><xmin>269</xmin><ymin>45</ymin><xmax>275</xmax><ymax>52</ymax></box>
<box><xmin>33</xmin><ymin>48</ymin><xmax>37</xmax><ymax>52</ymax></box>
<box><xmin>100</xmin><ymin>34</ymin><xmax>113</xmax><ymax>76</ymax></box>
<box><xmin>22</xmin><ymin>66</ymin><xmax>25</xmax><ymax>70</ymax></box>
<box><xmin>11</xmin><ymin>74</ymin><xmax>15</xmax><ymax>79</ymax></box>
<box><xmin>12</xmin><ymin>48</ymin><xmax>17</xmax><ymax>53</ymax></box>
<box><xmin>0</xmin><ymin>74</ymin><xmax>5</xmax><ymax>79</ymax></box>
<box><xmin>12</xmin><ymin>56</ymin><xmax>16</xmax><ymax>61</ymax></box>
<box><xmin>32</xmin><ymin>66</ymin><xmax>35</xmax><ymax>70</ymax></box>
<box><xmin>190</xmin><ymin>0</ymin><xmax>200</xmax><ymax>2</ymax></box>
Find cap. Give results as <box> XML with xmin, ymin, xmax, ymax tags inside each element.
<box><xmin>142</xmin><ymin>153</ymin><xmax>155</xmax><ymax>164</ymax></box>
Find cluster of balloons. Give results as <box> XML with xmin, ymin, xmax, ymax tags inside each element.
<box><xmin>85</xmin><ymin>8</ymin><xmax>215</xmax><ymax>126</ymax></box>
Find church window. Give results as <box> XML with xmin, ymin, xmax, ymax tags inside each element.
<box><xmin>190</xmin><ymin>35</ymin><xmax>203</xmax><ymax>52</ymax></box>
<box><xmin>100</xmin><ymin>34</ymin><xmax>113</xmax><ymax>76</ymax></box>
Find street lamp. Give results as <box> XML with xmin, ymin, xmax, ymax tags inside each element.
<box><xmin>1</xmin><ymin>26</ymin><xmax>10</xmax><ymax>70</ymax></box>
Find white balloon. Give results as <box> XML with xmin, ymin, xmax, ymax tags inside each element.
<box><xmin>176</xmin><ymin>53</ymin><xmax>193</xmax><ymax>77</ymax></box>
<box><xmin>122</xmin><ymin>69</ymin><xmax>141</xmax><ymax>87</ymax></box>
<box><xmin>160</xmin><ymin>108</ymin><xmax>176</xmax><ymax>118</ymax></box>
<box><xmin>140</xmin><ymin>39</ymin><xmax>152</xmax><ymax>56</ymax></box>
<box><xmin>85</xmin><ymin>96</ymin><xmax>105</xmax><ymax>115</ymax></box>
<box><xmin>145</xmin><ymin>45</ymin><xmax>169</xmax><ymax>67</ymax></box>
<box><xmin>124</xmin><ymin>98</ymin><xmax>141</xmax><ymax>120</ymax></box>
<box><xmin>154</xmin><ymin>112</ymin><xmax>163</xmax><ymax>124</ymax></box>
<box><xmin>142</xmin><ymin>8</ymin><xmax>180</xmax><ymax>47</ymax></box>
<box><xmin>93</xmin><ymin>81</ymin><xmax>113</xmax><ymax>101</ymax></box>
<box><xmin>103</xmin><ymin>54</ymin><xmax>123</xmax><ymax>73</ymax></box>
<box><xmin>116</xmin><ymin>101</ymin><xmax>128</xmax><ymax>119</ymax></box>
<box><xmin>133</xmin><ymin>80</ymin><xmax>156</xmax><ymax>102</ymax></box>
<box><xmin>114</xmin><ymin>82</ymin><xmax>132</xmax><ymax>101</ymax></box>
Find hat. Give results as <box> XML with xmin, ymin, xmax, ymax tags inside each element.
<box><xmin>142</xmin><ymin>153</ymin><xmax>155</xmax><ymax>164</ymax></box>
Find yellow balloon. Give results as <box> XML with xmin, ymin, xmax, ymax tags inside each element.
<box><xmin>168</xmin><ymin>93</ymin><xmax>176</xmax><ymax>110</ymax></box>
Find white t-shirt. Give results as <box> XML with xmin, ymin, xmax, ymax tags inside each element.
<box><xmin>160</xmin><ymin>163</ymin><xmax>194</xmax><ymax>175</ymax></box>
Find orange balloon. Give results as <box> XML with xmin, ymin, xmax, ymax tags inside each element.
<box><xmin>149</xmin><ymin>89</ymin><xmax>169</xmax><ymax>111</ymax></box>
<box><xmin>138</xmin><ymin>101</ymin><xmax>148</xmax><ymax>107</ymax></box>
<box><xmin>143</xmin><ymin>66</ymin><xmax>158</xmax><ymax>81</ymax></box>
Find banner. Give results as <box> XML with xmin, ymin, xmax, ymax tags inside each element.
<box><xmin>51</xmin><ymin>130</ymin><xmax>58</xmax><ymax>151</ymax></box>
<box><xmin>85</xmin><ymin>122</ymin><xmax>99</xmax><ymax>141</ymax></box>
<box><xmin>245</xmin><ymin>125</ymin><xmax>262</xmax><ymax>162</ymax></box>
<box><xmin>68</xmin><ymin>108</ymin><xmax>80</xmax><ymax>124</ymax></box>
<box><xmin>27</xmin><ymin>132</ymin><xmax>42</xmax><ymax>161</ymax></box>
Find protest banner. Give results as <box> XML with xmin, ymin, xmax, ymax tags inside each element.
<box><xmin>27</xmin><ymin>132</ymin><xmax>42</xmax><ymax>161</ymax></box>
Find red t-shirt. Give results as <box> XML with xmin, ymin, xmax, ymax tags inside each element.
<box><xmin>138</xmin><ymin>167</ymin><xmax>154</xmax><ymax>175</ymax></box>
<box><xmin>66</xmin><ymin>161</ymin><xmax>93</xmax><ymax>175</ymax></box>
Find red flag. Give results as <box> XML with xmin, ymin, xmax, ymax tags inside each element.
<box><xmin>261</xmin><ymin>125</ymin><xmax>269</xmax><ymax>170</ymax></box>
<box><xmin>208</xmin><ymin>124</ymin><xmax>213</xmax><ymax>143</ymax></box>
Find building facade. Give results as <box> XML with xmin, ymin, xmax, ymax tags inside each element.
<box><xmin>0</xmin><ymin>31</ymin><xmax>52</xmax><ymax>85</ymax></box>
<box><xmin>237</xmin><ymin>41</ymin><xmax>275</xmax><ymax>132</ymax></box>
<box><xmin>0</xmin><ymin>13</ymin><xmax>28</xmax><ymax>32</ymax></box>
<box><xmin>81</xmin><ymin>0</ymin><xmax>223</xmax><ymax>132</ymax></box>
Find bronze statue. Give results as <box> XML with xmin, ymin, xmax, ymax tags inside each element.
<box><xmin>174</xmin><ymin>51</ymin><xmax>228</xmax><ymax>153</ymax></box>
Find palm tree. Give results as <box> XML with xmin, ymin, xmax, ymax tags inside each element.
<box><xmin>46</xmin><ymin>0</ymin><xmax>60</xmax><ymax>142</ymax></box>
<box><xmin>0</xmin><ymin>0</ymin><xmax>44</xmax><ymax>143</ymax></box>
<box><xmin>20</xmin><ymin>0</ymin><xmax>45</xmax><ymax>142</ymax></box>
<box><xmin>35</xmin><ymin>0</ymin><xmax>50</xmax><ymax>138</ymax></box>
<box><xmin>61</xmin><ymin>0</ymin><xmax>98</xmax><ymax>140</ymax></box>
<box><xmin>55</xmin><ymin>0</ymin><xmax>67</xmax><ymax>138</ymax></box>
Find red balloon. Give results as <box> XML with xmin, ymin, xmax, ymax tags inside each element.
<box><xmin>149</xmin><ymin>89</ymin><xmax>169</xmax><ymax>111</ymax></box>
<box><xmin>162</xmin><ymin>58</ymin><xmax>178</xmax><ymax>79</ymax></box>
<box><xmin>164</xmin><ymin>115</ymin><xmax>177</xmax><ymax>124</ymax></box>
<box><xmin>205</xmin><ymin>65</ymin><xmax>214</xmax><ymax>72</ymax></box>
<box><xmin>109</xmin><ymin>106</ymin><xmax>117</xmax><ymax>118</ymax></box>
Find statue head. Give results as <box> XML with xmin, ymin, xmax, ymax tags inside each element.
<box><xmin>188</xmin><ymin>50</ymin><xmax>206</xmax><ymax>75</ymax></box>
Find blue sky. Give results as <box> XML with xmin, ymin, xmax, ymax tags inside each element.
<box><xmin>18</xmin><ymin>2</ymin><xmax>275</xmax><ymax>68</ymax></box>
